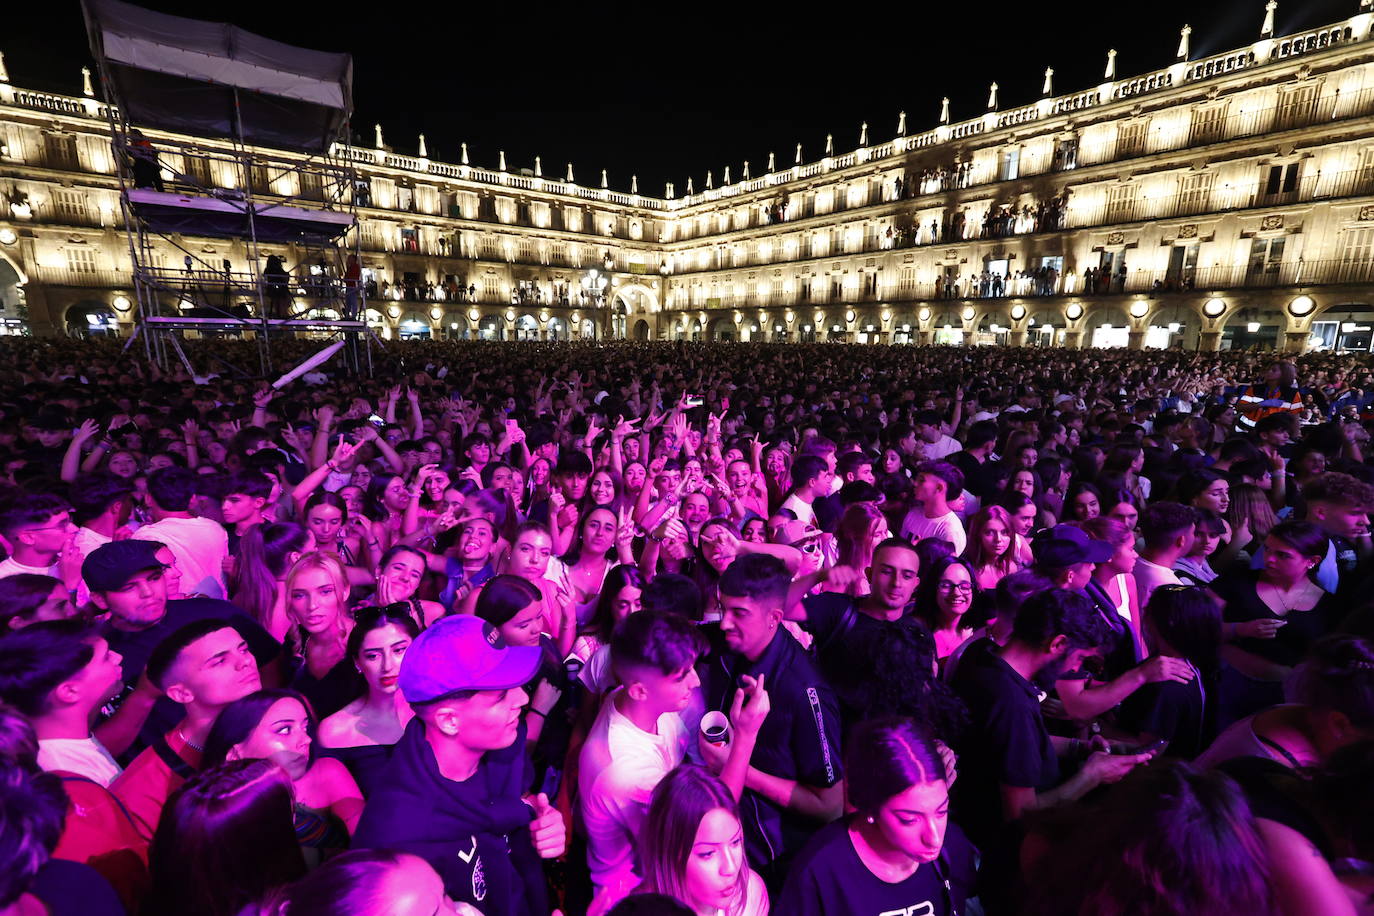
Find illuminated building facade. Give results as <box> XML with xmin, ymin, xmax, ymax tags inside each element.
<box><xmin>3</xmin><ymin>3</ymin><xmax>1374</xmax><ymax>351</ymax></box>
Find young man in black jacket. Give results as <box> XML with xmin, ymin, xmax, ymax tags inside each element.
<box><xmin>355</xmin><ymin>615</ymin><xmax>566</xmax><ymax>915</ymax></box>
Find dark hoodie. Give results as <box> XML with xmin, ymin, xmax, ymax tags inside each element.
<box><xmin>354</xmin><ymin>717</ymin><xmax>548</xmax><ymax>916</ymax></box>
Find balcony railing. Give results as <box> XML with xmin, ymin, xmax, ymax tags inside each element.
<box><xmin>668</xmin><ymin>256</ymin><xmax>1374</xmax><ymax>316</ymax></box>
<box><xmin>671</xmin><ymin>82</ymin><xmax>1374</xmax><ymax>246</ymax></box>
<box><xmin>667</xmin><ymin>159</ymin><xmax>1374</xmax><ymax>278</ymax></box>
<box><xmin>1066</xmin><ymin>166</ymin><xmax>1374</xmax><ymax>227</ymax></box>
<box><xmin>32</xmin><ymin>264</ymin><xmax>132</xmax><ymax>288</ymax></box>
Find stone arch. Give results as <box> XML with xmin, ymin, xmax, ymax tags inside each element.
<box><xmin>632</xmin><ymin>319</ymin><xmax>650</xmax><ymax>340</ymax></box>
<box><xmin>975</xmin><ymin>308</ymin><xmax>1011</xmax><ymax>345</ymax></box>
<box><xmin>478</xmin><ymin>314</ymin><xmax>504</xmax><ymax>340</ymax></box>
<box><xmin>1141</xmin><ymin>300</ymin><xmax>1205</xmax><ymax>350</ymax></box>
<box><xmin>1217</xmin><ymin>302</ymin><xmax>1286</xmax><ymax>351</ymax></box>
<box><xmin>64</xmin><ymin>299</ymin><xmax>117</xmax><ymax>338</ymax></box>
<box><xmin>515</xmin><ymin>313</ymin><xmax>539</xmax><ymax>340</ymax></box>
<box><xmin>612</xmin><ymin>283</ymin><xmax>659</xmax><ymax>315</ymax></box>
<box><xmin>1298</xmin><ymin>298</ymin><xmax>1374</xmax><ymax>352</ymax></box>
<box><xmin>1082</xmin><ymin>304</ymin><xmax>1132</xmax><ymax>349</ymax></box>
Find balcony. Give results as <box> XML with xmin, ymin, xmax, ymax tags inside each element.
<box><xmin>666</xmin><ymin>256</ymin><xmax>1374</xmax><ymax>319</ymax></box>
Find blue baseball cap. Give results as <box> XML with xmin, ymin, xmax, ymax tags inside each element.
<box><xmin>1031</xmin><ymin>524</ymin><xmax>1115</xmax><ymax>567</ymax></box>
<box><xmin>398</xmin><ymin>615</ymin><xmax>542</xmax><ymax>704</ymax></box>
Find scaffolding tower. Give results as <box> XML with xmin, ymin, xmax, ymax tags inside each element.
<box><xmin>82</xmin><ymin>0</ymin><xmax>375</xmax><ymax>379</ymax></box>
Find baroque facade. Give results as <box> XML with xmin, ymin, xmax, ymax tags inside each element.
<box><xmin>3</xmin><ymin>4</ymin><xmax>1374</xmax><ymax>351</ymax></box>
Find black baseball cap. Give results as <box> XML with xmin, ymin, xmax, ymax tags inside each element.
<box><xmin>1031</xmin><ymin>524</ymin><xmax>1114</xmax><ymax>568</ymax></box>
<box><xmin>82</xmin><ymin>540</ymin><xmax>166</xmax><ymax>593</ymax></box>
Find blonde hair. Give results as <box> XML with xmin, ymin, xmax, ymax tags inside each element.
<box><xmin>283</xmin><ymin>551</ymin><xmax>352</xmax><ymax>655</ymax></box>
<box><xmin>1227</xmin><ymin>484</ymin><xmax>1278</xmax><ymax>545</ymax></box>
<box><xmin>640</xmin><ymin>766</ymin><xmax>752</xmax><ymax>915</ymax></box>
<box><xmin>836</xmin><ymin>502</ymin><xmax>887</xmax><ymax>571</ymax></box>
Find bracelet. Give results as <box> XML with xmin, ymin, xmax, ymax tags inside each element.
<box><xmin>527</xmin><ymin>708</ymin><xmax>547</xmax><ymax>719</ymax></box>
<box><xmin>326</xmin><ymin>460</ymin><xmax>338</xmax><ymax>471</ymax></box>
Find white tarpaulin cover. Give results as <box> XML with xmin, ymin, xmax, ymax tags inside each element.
<box><xmin>83</xmin><ymin>0</ymin><xmax>353</xmax><ymax>152</ymax></box>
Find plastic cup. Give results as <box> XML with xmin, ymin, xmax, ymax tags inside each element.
<box><xmin>700</xmin><ymin>711</ymin><xmax>731</xmax><ymax>746</ymax></box>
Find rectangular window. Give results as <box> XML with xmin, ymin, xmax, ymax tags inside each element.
<box><xmin>54</xmin><ymin>189</ymin><xmax>89</xmax><ymax>223</ymax></box>
<box><xmin>1053</xmin><ymin>138</ymin><xmax>1078</xmax><ymax>171</ymax></box>
<box><xmin>1178</xmin><ymin>173</ymin><xmax>1214</xmax><ymax>215</ymax></box>
<box><xmin>1106</xmin><ymin>184</ymin><xmax>1137</xmax><ymax>221</ymax></box>
<box><xmin>1117</xmin><ymin>121</ymin><xmax>1148</xmax><ymax>158</ymax></box>
<box><xmin>899</xmin><ymin>266</ymin><xmax>917</xmax><ymax>294</ymax></box>
<box><xmin>1276</xmin><ymin>84</ymin><xmax>1320</xmax><ymax>130</ymax></box>
<box><xmin>65</xmin><ymin>247</ymin><xmax>96</xmax><ymax>273</ymax></box>
<box><xmin>1247</xmin><ymin>237</ymin><xmax>1285</xmax><ymax>282</ymax></box>
<box><xmin>1190</xmin><ymin>105</ymin><xmax>1229</xmax><ymax>146</ymax></box>
<box><xmin>999</xmin><ymin>147</ymin><xmax>1021</xmax><ymax>181</ymax></box>
<box><xmin>1339</xmin><ymin>227</ymin><xmax>1374</xmax><ymax>264</ymax></box>
<box><xmin>44</xmin><ymin>134</ymin><xmax>79</xmax><ymax>170</ymax></box>
<box><xmin>1262</xmin><ymin>163</ymin><xmax>1301</xmax><ymax>201</ymax></box>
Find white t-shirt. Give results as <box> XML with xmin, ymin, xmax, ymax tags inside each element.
<box><xmin>899</xmin><ymin>507</ymin><xmax>967</xmax><ymax>554</ymax></box>
<box><xmin>72</xmin><ymin>528</ymin><xmax>112</xmax><ymax>606</ymax></box>
<box><xmin>780</xmin><ymin>493</ymin><xmax>816</xmax><ymax>526</ymax></box>
<box><xmin>37</xmin><ymin>736</ymin><xmax>122</xmax><ymax>787</ymax></box>
<box><xmin>131</xmin><ymin>516</ymin><xmax>228</xmax><ymax>600</ymax></box>
<box><xmin>578</xmin><ymin>690</ymin><xmax>689</xmax><ymax>899</ymax></box>
<box><xmin>1133</xmin><ymin>556</ymin><xmax>1181</xmax><ymax>609</ymax></box>
<box><xmin>0</xmin><ymin>557</ymin><xmax>57</xmax><ymax>579</ymax></box>
<box><xmin>925</xmin><ymin>434</ymin><xmax>962</xmax><ymax>460</ymax></box>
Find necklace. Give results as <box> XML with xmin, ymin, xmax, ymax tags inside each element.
<box><xmin>1262</xmin><ymin>579</ymin><xmax>1302</xmax><ymax>614</ymax></box>
<box><xmin>177</xmin><ymin>728</ymin><xmax>204</xmax><ymax>753</ymax></box>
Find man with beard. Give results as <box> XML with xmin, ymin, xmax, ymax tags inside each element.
<box><xmin>949</xmin><ymin>588</ymin><xmax>1153</xmax><ymax>850</ymax></box>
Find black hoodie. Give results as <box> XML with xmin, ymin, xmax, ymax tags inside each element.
<box><xmin>354</xmin><ymin>717</ymin><xmax>548</xmax><ymax>916</ymax></box>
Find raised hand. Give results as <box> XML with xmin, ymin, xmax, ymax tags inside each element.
<box><xmin>74</xmin><ymin>418</ymin><xmax>102</xmax><ymax>444</ymax></box>
<box><xmin>730</xmin><ymin>674</ymin><xmax>771</xmax><ymax>739</ymax></box>
<box><xmin>330</xmin><ymin>440</ymin><xmax>360</xmax><ymax>467</ymax></box>
<box><xmin>252</xmin><ymin>387</ymin><xmax>275</xmax><ymax>409</ymax></box>
<box><xmin>615</xmin><ymin>506</ymin><xmax>636</xmax><ymax>549</ymax></box>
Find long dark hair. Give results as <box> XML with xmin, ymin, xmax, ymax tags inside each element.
<box><xmin>1022</xmin><ymin>762</ymin><xmax>1271</xmax><ymax>916</ymax></box>
<box><xmin>202</xmin><ymin>688</ymin><xmax>316</xmax><ymax>770</ymax></box>
<box><xmin>583</xmin><ymin>564</ymin><xmax>645</xmax><ymax>644</ymax></box>
<box><xmin>251</xmin><ymin>849</ymin><xmax>427</xmax><ymax>916</ymax></box>
<box><xmin>233</xmin><ymin>522</ymin><xmax>311</xmax><ymax>633</ymax></box>
<box><xmin>474</xmin><ymin>574</ymin><xmax>543</xmax><ymax>627</ymax></box>
<box><xmin>913</xmin><ymin>554</ymin><xmax>986</xmax><ymax>632</ymax></box>
<box><xmin>848</xmin><ymin>620</ymin><xmax>968</xmax><ymax>742</ymax></box>
<box><xmin>845</xmin><ymin>716</ymin><xmax>948</xmax><ymax>819</ymax></box>
<box><xmin>1144</xmin><ymin>585</ymin><xmax>1222</xmax><ymax>673</ymax></box>
<box><xmin>143</xmin><ymin>758</ymin><xmax>306</xmax><ymax>916</ymax></box>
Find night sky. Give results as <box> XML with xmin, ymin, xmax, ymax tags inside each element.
<box><xmin>6</xmin><ymin>0</ymin><xmax>1360</xmax><ymax>196</ymax></box>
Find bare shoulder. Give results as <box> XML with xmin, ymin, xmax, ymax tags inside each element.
<box><xmin>316</xmin><ymin>705</ymin><xmax>363</xmax><ymax>747</ymax></box>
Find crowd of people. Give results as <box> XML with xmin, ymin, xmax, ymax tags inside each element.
<box><xmin>0</xmin><ymin>335</ymin><xmax>1373</xmax><ymax>916</ymax></box>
